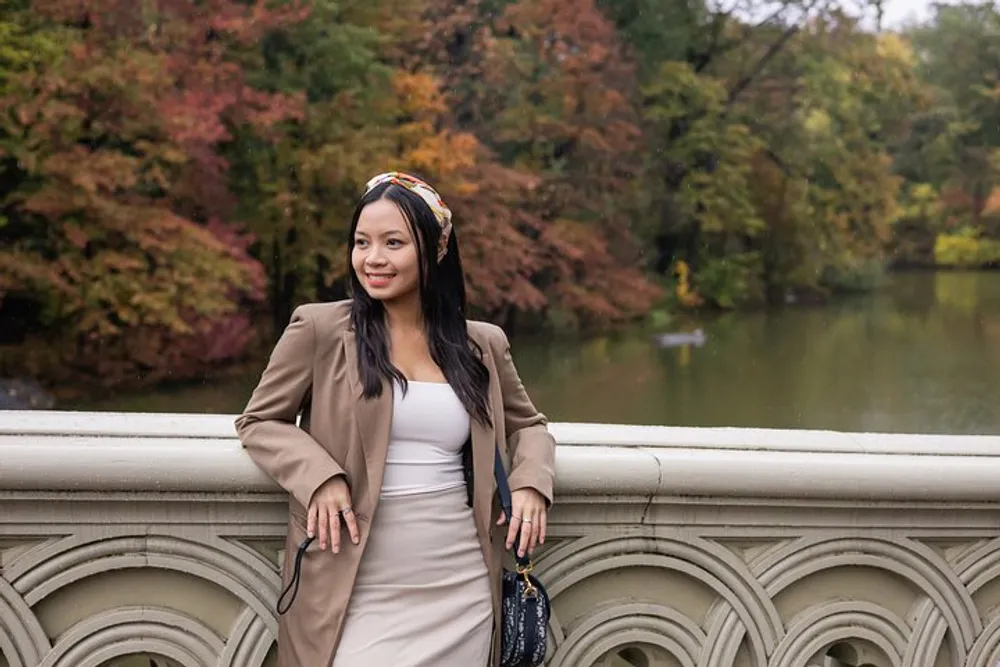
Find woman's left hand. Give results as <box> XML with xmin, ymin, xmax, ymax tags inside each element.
<box><xmin>497</xmin><ymin>488</ymin><xmax>548</xmax><ymax>558</ymax></box>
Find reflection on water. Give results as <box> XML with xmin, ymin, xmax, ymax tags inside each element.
<box><xmin>69</xmin><ymin>272</ymin><xmax>1000</xmax><ymax>435</ymax></box>
<box><xmin>518</xmin><ymin>271</ymin><xmax>1000</xmax><ymax>435</ymax></box>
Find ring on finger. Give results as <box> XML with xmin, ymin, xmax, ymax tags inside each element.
<box><xmin>522</xmin><ymin>519</ymin><xmax>533</xmax><ymax>524</ymax></box>
<box><xmin>339</xmin><ymin>507</ymin><xmax>353</xmax><ymax>515</ymax></box>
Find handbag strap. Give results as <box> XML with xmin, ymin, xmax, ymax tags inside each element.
<box><xmin>494</xmin><ymin>444</ymin><xmax>533</xmax><ymax>569</ymax></box>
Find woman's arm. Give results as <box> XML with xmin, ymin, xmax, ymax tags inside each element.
<box><xmin>491</xmin><ymin>327</ymin><xmax>556</xmax><ymax>505</ymax></box>
<box><xmin>235</xmin><ymin>305</ymin><xmax>345</xmax><ymax>510</ymax></box>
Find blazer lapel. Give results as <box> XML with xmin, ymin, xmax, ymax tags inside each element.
<box><xmin>342</xmin><ymin>329</ymin><xmax>393</xmax><ymax>510</ymax></box>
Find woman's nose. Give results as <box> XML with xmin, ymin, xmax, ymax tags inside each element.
<box><xmin>365</xmin><ymin>248</ymin><xmax>388</xmax><ymax>266</ymax></box>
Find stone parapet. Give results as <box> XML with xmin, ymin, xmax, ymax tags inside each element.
<box><xmin>3</xmin><ymin>411</ymin><xmax>1000</xmax><ymax>667</ymax></box>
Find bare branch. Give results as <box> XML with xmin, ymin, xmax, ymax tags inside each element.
<box><xmin>725</xmin><ymin>0</ymin><xmax>824</xmax><ymax>108</ymax></box>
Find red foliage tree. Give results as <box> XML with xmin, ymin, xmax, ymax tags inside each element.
<box><xmin>398</xmin><ymin>0</ymin><xmax>660</xmax><ymax>328</ymax></box>
<box><xmin>0</xmin><ymin>1</ymin><xmax>307</xmax><ymax>387</ymax></box>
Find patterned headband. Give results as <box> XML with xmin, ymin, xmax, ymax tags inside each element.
<box><xmin>364</xmin><ymin>172</ymin><xmax>452</xmax><ymax>230</ymax></box>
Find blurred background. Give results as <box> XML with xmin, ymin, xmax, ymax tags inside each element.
<box><xmin>1</xmin><ymin>0</ymin><xmax>998</xmax><ymax>434</ymax></box>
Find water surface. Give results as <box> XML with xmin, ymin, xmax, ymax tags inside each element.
<box><xmin>69</xmin><ymin>272</ymin><xmax>1000</xmax><ymax>435</ymax></box>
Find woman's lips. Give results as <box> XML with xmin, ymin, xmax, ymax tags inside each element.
<box><xmin>365</xmin><ymin>273</ymin><xmax>395</xmax><ymax>288</ymax></box>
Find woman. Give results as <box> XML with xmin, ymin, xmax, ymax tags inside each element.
<box><xmin>235</xmin><ymin>171</ymin><xmax>556</xmax><ymax>667</ymax></box>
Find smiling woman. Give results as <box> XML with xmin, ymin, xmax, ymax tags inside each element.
<box><xmin>234</xmin><ymin>171</ymin><xmax>556</xmax><ymax>667</ymax></box>
<box><xmin>347</xmin><ymin>173</ymin><xmax>489</xmax><ymax>409</ymax></box>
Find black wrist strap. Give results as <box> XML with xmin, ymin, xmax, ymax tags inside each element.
<box><xmin>277</xmin><ymin>533</ymin><xmax>313</xmax><ymax>615</ymax></box>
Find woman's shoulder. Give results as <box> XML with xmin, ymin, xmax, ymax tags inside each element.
<box><xmin>292</xmin><ymin>299</ymin><xmax>353</xmax><ymax>336</ymax></box>
<box><xmin>466</xmin><ymin>319</ymin><xmax>509</xmax><ymax>349</ymax></box>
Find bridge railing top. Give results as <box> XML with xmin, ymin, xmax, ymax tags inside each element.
<box><xmin>2</xmin><ymin>410</ymin><xmax>1000</xmax><ymax>501</ymax></box>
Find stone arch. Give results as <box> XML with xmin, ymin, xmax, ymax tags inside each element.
<box><xmin>10</xmin><ymin>534</ymin><xmax>280</xmax><ymax>637</ymax></box>
<box><xmin>219</xmin><ymin>607</ymin><xmax>273</xmax><ymax>667</ymax></box>
<box><xmin>965</xmin><ymin>612</ymin><xmax>1000</xmax><ymax>667</ymax></box>
<box><xmin>38</xmin><ymin>607</ymin><xmax>222</xmax><ymax>667</ymax></box>
<box><xmin>547</xmin><ymin>602</ymin><xmax>706</xmax><ymax>667</ymax></box>
<box><xmin>947</xmin><ymin>537</ymin><xmax>1000</xmax><ymax>667</ymax></box>
<box><xmin>541</xmin><ymin>534</ymin><xmax>781</xmax><ymax>667</ymax></box>
<box><xmin>700</xmin><ymin>604</ymin><xmax>755</xmax><ymax>667</ymax></box>
<box><xmin>954</xmin><ymin>536</ymin><xmax>1000</xmax><ymax>592</ymax></box>
<box><xmin>0</xmin><ymin>576</ymin><xmax>50</xmax><ymax>667</ymax></box>
<box><xmin>754</xmin><ymin>536</ymin><xmax>979</xmax><ymax>651</ymax></box>
<box><xmin>769</xmin><ymin>601</ymin><xmax>908</xmax><ymax>667</ymax></box>
<box><xmin>0</xmin><ymin>536</ymin><xmax>73</xmax><ymax>583</ymax></box>
<box><xmin>903</xmin><ymin>600</ymin><xmax>958</xmax><ymax>667</ymax></box>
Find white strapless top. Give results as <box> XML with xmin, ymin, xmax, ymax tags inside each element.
<box><xmin>379</xmin><ymin>381</ymin><xmax>472</xmax><ymax>498</ymax></box>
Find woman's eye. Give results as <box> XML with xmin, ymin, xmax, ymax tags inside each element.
<box><xmin>354</xmin><ymin>239</ymin><xmax>368</xmax><ymax>247</ymax></box>
<box><xmin>387</xmin><ymin>238</ymin><xmax>403</xmax><ymax>247</ymax></box>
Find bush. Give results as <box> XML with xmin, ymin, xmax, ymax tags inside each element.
<box><xmin>934</xmin><ymin>231</ymin><xmax>1000</xmax><ymax>268</ymax></box>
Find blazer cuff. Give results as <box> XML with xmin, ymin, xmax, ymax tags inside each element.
<box><xmin>508</xmin><ymin>472</ymin><xmax>554</xmax><ymax>507</ymax></box>
<box><xmin>294</xmin><ymin>462</ymin><xmax>347</xmax><ymax>511</ymax></box>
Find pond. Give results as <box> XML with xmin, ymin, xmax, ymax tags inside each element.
<box><xmin>68</xmin><ymin>271</ymin><xmax>1000</xmax><ymax>435</ymax></box>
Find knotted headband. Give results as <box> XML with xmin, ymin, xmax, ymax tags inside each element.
<box><xmin>364</xmin><ymin>172</ymin><xmax>452</xmax><ymax>230</ymax></box>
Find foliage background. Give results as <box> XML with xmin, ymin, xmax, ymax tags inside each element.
<box><xmin>1</xmin><ymin>0</ymin><xmax>999</xmax><ymax>387</ymax></box>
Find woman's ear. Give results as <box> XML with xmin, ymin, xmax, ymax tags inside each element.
<box><xmin>437</xmin><ymin>223</ymin><xmax>452</xmax><ymax>263</ymax></box>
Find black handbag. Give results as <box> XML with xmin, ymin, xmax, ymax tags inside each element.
<box><xmin>494</xmin><ymin>445</ymin><xmax>551</xmax><ymax>667</ymax></box>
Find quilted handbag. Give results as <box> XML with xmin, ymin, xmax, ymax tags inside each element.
<box><xmin>494</xmin><ymin>445</ymin><xmax>551</xmax><ymax>667</ymax></box>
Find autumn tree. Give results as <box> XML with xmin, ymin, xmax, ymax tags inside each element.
<box><xmin>897</xmin><ymin>2</ymin><xmax>1000</xmax><ymax>267</ymax></box>
<box><xmin>222</xmin><ymin>0</ymin><xmax>491</xmax><ymax>331</ymax></box>
<box><xmin>608</xmin><ymin>0</ymin><xmax>927</xmax><ymax>306</ymax></box>
<box><xmin>0</xmin><ymin>0</ymin><xmax>303</xmax><ymax>386</ymax></box>
<box><xmin>400</xmin><ymin>0</ymin><xmax>661</xmax><ymax>329</ymax></box>
<box><xmin>743</xmin><ymin>17</ymin><xmax>925</xmax><ymax>296</ymax></box>
<box><xmin>5</xmin><ymin>0</ymin><xmax>994</xmax><ymax>392</ymax></box>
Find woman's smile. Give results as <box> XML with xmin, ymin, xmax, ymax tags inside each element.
<box><xmin>365</xmin><ymin>272</ymin><xmax>396</xmax><ymax>288</ymax></box>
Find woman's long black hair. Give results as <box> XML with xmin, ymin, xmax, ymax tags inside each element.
<box><xmin>347</xmin><ymin>180</ymin><xmax>492</xmax><ymax>426</ymax></box>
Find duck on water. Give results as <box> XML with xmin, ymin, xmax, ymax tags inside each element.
<box><xmin>651</xmin><ymin>328</ymin><xmax>707</xmax><ymax>348</ymax></box>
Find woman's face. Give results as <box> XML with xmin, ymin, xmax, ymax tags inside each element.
<box><xmin>351</xmin><ymin>199</ymin><xmax>421</xmax><ymax>304</ymax></box>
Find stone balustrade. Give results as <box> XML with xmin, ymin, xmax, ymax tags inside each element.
<box><xmin>3</xmin><ymin>410</ymin><xmax>1000</xmax><ymax>667</ymax></box>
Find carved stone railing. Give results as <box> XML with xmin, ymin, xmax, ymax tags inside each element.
<box><xmin>3</xmin><ymin>411</ymin><xmax>1000</xmax><ymax>667</ymax></box>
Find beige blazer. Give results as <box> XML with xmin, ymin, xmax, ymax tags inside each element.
<box><xmin>234</xmin><ymin>300</ymin><xmax>556</xmax><ymax>667</ymax></box>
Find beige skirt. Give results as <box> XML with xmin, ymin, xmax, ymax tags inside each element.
<box><xmin>331</xmin><ymin>485</ymin><xmax>493</xmax><ymax>667</ymax></box>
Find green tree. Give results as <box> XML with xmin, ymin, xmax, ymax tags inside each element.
<box><xmin>899</xmin><ymin>2</ymin><xmax>1000</xmax><ymax>267</ymax></box>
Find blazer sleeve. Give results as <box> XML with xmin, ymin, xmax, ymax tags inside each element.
<box><xmin>235</xmin><ymin>305</ymin><xmax>345</xmax><ymax>509</ymax></box>
<box><xmin>492</xmin><ymin>327</ymin><xmax>557</xmax><ymax>505</ymax></box>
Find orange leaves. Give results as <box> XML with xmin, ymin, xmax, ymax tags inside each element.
<box><xmin>982</xmin><ymin>186</ymin><xmax>1000</xmax><ymax>217</ymax></box>
<box><xmin>61</xmin><ymin>223</ymin><xmax>89</xmax><ymax>249</ymax></box>
<box><xmin>393</xmin><ymin>71</ymin><xmax>448</xmax><ymax>117</ymax></box>
<box><xmin>403</xmin><ymin>131</ymin><xmax>480</xmax><ymax>179</ymax></box>
<box><xmin>383</xmin><ymin>69</ymin><xmax>483</xmax><ymax>199</ymax></box>
<box><xmin>388</xmin><ymin>0</ymin><xmax>658</xmax><ymax>326</ymax></box>
<box><xmin>540</xmin><ymin>217</ymin><xmax>660</xmax><ymax>323</ymax></box>
<box><xmin>390</xmin><ymin>70</ymin><xmax>480</xmax><ymax>177</ymax></box>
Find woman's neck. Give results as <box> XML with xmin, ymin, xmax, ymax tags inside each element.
<box><xmin>383</xmin><ymin>296</ymin><xmax>423</xmax><ymax>333</ymax></box>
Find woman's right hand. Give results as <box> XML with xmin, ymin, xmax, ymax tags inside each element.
<box><xmin>308</xmin><ymin>475</ymin><xmax>360</xmax><ymax>553</ymax></box>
